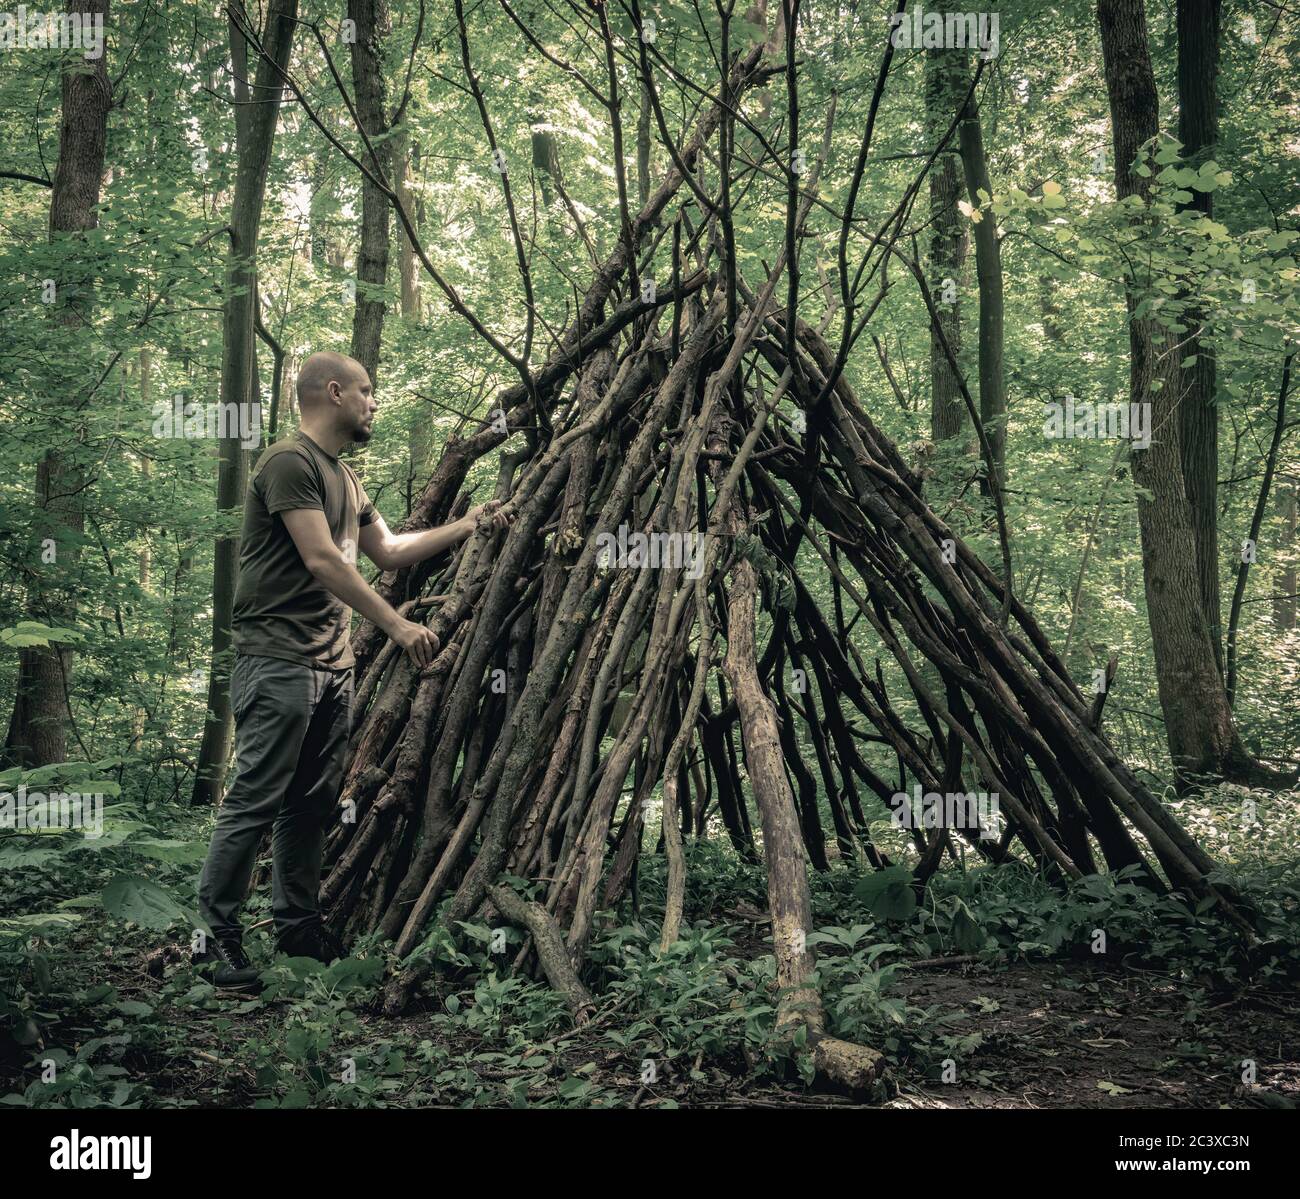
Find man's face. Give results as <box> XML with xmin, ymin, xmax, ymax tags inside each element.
<box><xmin>333</xmin><ymin>365</ymin><xmax>377</xmax><ymax>443</ymax></box>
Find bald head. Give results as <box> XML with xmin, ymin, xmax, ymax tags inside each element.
<box><xmin>294</xmin><ymin>352</ymin><xmax>376</xmax><ymax>446</ymax></box>
<box><xmin>297</xmin><ymin>352</ymin><xmax>366</xmax><ymax>411</ymax></box>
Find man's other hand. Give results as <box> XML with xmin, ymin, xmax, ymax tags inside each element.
<box><xmin>469</xmin><ymin>500</ymin><xmax>511</xmax><ymax>533</ymax></box>
<box><xmin>391</xmin><ymin>618</ymin><xmax>440</xmax><ymax>668</ymax></box>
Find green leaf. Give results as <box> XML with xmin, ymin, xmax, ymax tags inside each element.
<box><xmin>100</xmin><ymin>874</ymin><xmax>190</xmax><ymax>930</ymax></box>
<box><xmin>0</xmin><ymin>910</ymin><xmax>82</xmax><ymax>934</ymax></box>
<box><xmin>0</xmin><ymin>622</ymin><xmax>82</xmax><ymax>649</ymax></box>
<box><xmin>0</xmin><ymin>842</ymin><xmax>68</xmax><ymax>870</ymax></box>
<box><xmin>558</xmin><ymin>1076</ymin><xmax>590</xmax><ymax>1099</ymax></box>
<box><xmin>951</xmin><ymin>900</ymin><xmax>986</xmax><ymax>953</ymax></box>
<box><xmin>853</xmin><ymin>866</ymin><xmax>917</xmax><ymax>922</ymax></box>
<box><xmin>116</xmin><ymin>1000</ymin><xmax>154</xmax><ymax>1017</ymax></box>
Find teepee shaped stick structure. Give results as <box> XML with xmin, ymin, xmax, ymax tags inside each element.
<box><xmin>245</xmin><ymin>24</ymin><xmax>1256</xmax><ymax>1087</ymax></box>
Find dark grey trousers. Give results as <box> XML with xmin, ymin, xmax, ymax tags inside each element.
<box><xmin>198</xmin><ymin>652</ymin><xmax>352</xmax><ymax>940</ymax></box>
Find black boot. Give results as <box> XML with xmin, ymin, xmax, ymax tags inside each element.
<box><xmin>276</xmin><ymin>920</ymin><xmax>346</xmax><ymax>964</ymax></box>
<box><xmin>193</xmin><ymin>933</ymin><xmax>263</xmax><ymax>992</ymax></box>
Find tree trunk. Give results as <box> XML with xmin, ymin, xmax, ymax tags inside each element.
<box><xmin>191</xmin><ymin>0</ymin><xmax>299</xmax><ymax>806</ymax></box>
<box><xmin>309</xmin><ymin>150</ymin><xmax>330</xmax><ymax>266</ymax></box>
<box><xmin>5</xmin><ymin>0</ymin><xmax>112</xmax><ymax>768</ymax></box>
<box><xmin>1176</xmin><ymin>0</ymin><xmax>1224</xmax><ymax>671</ymax></box>
<box><xmin>348</xmin><ymin>0</ymin><xmax>394</xmax><ymax>392</ymax></box>
<box><xmin>924</xmin><ymin>53</ymin><xmax>966</xmax><ymax>446</ymax></box>
<box><xmin>393</xmin><ymin>123</ymin><xmax>429</xmax><ymax>510</ymax></box>
<box><xmin>132</xmin><ymin>350</ymin><xmax>153</xmax><ymax>749</ymax></box>
<box><xmin>394</xmin><ymin>126</ymin><xmax>420</xmax><ymax>324</ymax></box>
<box><xmin>1274</xmin><ymin>484</ymin><xmax>1298</xmax><ymax>631</ymax></box>
<box><xmin>957</xmin><ymin>69</ymin><xmax>1007</xmax><ymax>492</ymax></box>
<box><xmin>1096</xmin><ymin>0</ymin><xmax>1279</xmax><ymax>787</ymax></box>
<box><xmin>1226</xmin><ymin>353</ymin><xmax>1292</xmax><ymax>705</ymax></box>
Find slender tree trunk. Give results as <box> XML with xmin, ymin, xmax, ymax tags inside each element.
<box><xmin>531</xmin><ymin>103</ymin><xmax>559</xmax><ymax>209</ymax></box>
<box><xmin>394</xmin><ymin>127</ymin><xmax>420</xmax><ymax>323</ymax></box>
<box><xmin>636</xmin><ymin>77</ymin><xmax>652</xmax><ymax>208</ymax></box>
<box><xmin>192</xmin><ymin>0</ymin><xmax>299</xmax><ymax>805</ymax></box>
<box><xmin>348</xmin><ymin>0</ymin><xmax>393</xmax><ymax>391</ymax></box>
<box><xmin>5</xmin><ymin>0</ymin><xmax>111</xmax><ymax>767</ymax></box>
<box><xmin>1176</xmin><ymin>0</ymin><xmax>1224</xmax><ymax>670</ymax></box>
<box><xmin>957</xmin><ymin>69</ymin><xmax>1007</xmax><ymax>492</ymax></box>
<box><xmin>1097</xmin><ymin>0</ymin><xmax>1282</xmax><ymax>787</ymax></box>
<box><xmin>132</xmin><ymin>350</ymin><xmax>153</xmax><ymax>748</ymax></box>
<box><xmin>1275</xmin><ymin>484</ymin><xmax>1298</xmax><ymax>631</ymax></box>
<box><xmin>393</xmin><ymin>124</ymin><xmax>429</xmax><ymax>508</ymax></box>
<box><xmin>1040</xmin><ymin>274</ymin><xmax>1064</xmax><ymax>342</ymax></box>
<box><xmin>1226</xmin><ymin>353</ymin><xmax>1292</xmax><ymax>705</ymax></box>
<box><xmin>309</xmin><ymin>149</ymin><xmax>330</xmax><ymax>266</ymax></box>
<box><xmin>925</xmin><ymin>53</ymin><xmax>966</xmax><ymax>446</ymax></box>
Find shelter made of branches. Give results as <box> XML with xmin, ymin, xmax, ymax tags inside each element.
<box><xmin>296</xmin><ymin>35</ymin><xmax>1250</xmax><ymax>1086</ymax></box>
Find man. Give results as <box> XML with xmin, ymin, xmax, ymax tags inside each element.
<box><xmin>194</xmin><ymin>351</ymin><xmax>509</xmax><ymax>989</ymax></box>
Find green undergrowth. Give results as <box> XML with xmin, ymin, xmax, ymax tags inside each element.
<box><xmin>1</xmin><ymin>784</ymin><xmax>1296</xmax><ymax>1107</ymax></box>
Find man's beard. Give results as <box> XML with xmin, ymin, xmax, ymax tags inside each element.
<box><xmin>352</xmin><ymin>421</ymin><xmax>373</xmax><ymax>444</ymax></box>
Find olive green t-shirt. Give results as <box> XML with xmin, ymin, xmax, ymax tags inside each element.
<box><xmin>232</xmin><ymin>430</ymin><xmax>376</xmax><ymax>671</ymax></box>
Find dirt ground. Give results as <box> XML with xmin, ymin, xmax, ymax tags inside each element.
<box><xmin>86</xmin><ymin>950</ymin><xmax>1298</xmax><ymax>1109</ymax></box>
<box><xmin>883</xmin><ymin>960</ymin><xmax>1298</xmax><ymax>1110</ymax></box>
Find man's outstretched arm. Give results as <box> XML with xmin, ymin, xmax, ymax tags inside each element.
<box><xmin>280</xmin><ymin>508</ymin><xmax>440</xmax><ymax>667</ymax></box>
<box><xmin>357</xmin><ymin>503</ymin><xmax>509</xmax><ymax>572</ymax></box>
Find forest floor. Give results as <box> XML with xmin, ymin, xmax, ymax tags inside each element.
<box><xmin>3</xmin><ymin>796</ymin><xmax>1298</xmax><ymax>1110</ymax></box>
<box><xmin>885</xmin><ymin>960</ymin><xmax>1297</xmax><ymax>1109</ymax></box>
<box><xmin>153</xmin><ymin>958</ymin><xmax>1293</xmax><ymax>1109</ymax></box>
<box><xmin>4</xmin><ymin>910</ymin><xmax>1296</xmax><ymax>1110</ymax></box>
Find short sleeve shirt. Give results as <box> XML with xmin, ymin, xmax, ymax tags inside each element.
<box><xmin>232</xmin><ymin>430</ymin><xmax>376</xmax><ymax>671</ymax></box>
